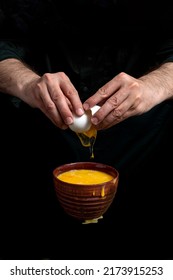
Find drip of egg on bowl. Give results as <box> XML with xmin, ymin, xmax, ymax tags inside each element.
<box><xmin>69</xmin><ymin>105</ymin><xmax>100</xmax><ymax>159</ymax></box>
<box><xmin>53</xmin><ymin>161</ymin><xmax>119</xmax><ymax>224</ymax></box>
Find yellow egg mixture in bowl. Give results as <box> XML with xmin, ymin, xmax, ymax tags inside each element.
<box><xmin>53</xmin><ymin>162</ymin><xmax>119</xmax><ymax>224</ymax></box>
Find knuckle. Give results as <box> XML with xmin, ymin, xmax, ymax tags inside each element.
<box><xmin>116</xmin><ymin>72</ymin><xmax>127</xmax><ymax>81</ymax></box>
<box><xmin>58</xmin><ymin>71</ymin><xmax>68</xmax><ymax>80</ymax></box>
<box><xmin>98</xmin><ymin>87</ymin><xmax>108</xmax><ymax>97</ymax></box>
<box><xmin>112</xmin><ymin>108</ymin><xmax>123</xmax><ymax>120</ymax></box>
<box><xmin>65</xmin><ymin>88</ymin><xmax>76</xmax><ymax>98</ymax></box>
<box><xmin>107</xmin><ymin>97</ymin><xmax>118</xmax><ymax>108</ymax></box>
<box><xmin>42</xmin><ymin>73</ymin><xmax>52</xmax><ymax>82</ymax></box>
<box><xmin>45</xmin><ymin>101</ymin><xmax>55</xmax><ymax>112</ymax></box>
<box><xmin>50</xmin><ymin>86</ymin><xmax>59</xmax><ymax>99</ymax></box>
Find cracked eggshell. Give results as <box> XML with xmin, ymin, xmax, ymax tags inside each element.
<box><xmin>90</xmin><ymin>105</ymin><xmax>101</xmax><ymax>115</ymax></box>
<box><xmin>69</xmin><ymin>105</ymin><xmax>100</xmax><ymax>133</ymax></box>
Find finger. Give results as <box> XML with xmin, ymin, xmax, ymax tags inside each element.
<box><xmin>90</xmin><ymin>86</ymin><xmax>131</xmax><ymax>126</ymax></box>
<box><xmin>46</xmin><ymin>81</ymin><xmax>76</xmax><ymax>125</ymax></box>
<box><xmin>83</xmin><ymin>75</ymin><xmax>122</xmax><ymax>110</ymax></box>
<box><xmin>52</xmin><ymin>72</ymin><xmax>84</xmax><ymax>116</ymax></box>
<box><xmin>37</xmin><ymin>82</ymin><xmax>70</xmax><ymax>127</ymax></box>
<box><xmin>60</xmin><ymin>78</ymin><xmax>84</xmax><ymax>116</ymax></box>
<box><xmin>39</xmin><ymin>72</ymin><xmax>83</xmax><ymax>123</ymax></box>
<box><xmin>93</xmin><ymin>93</ymin><xmax>137</xmax><ymax>130</ymax></box>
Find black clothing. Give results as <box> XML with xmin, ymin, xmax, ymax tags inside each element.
<box><xmin>0</xmin><ymin>0</ymin><xmax>173</xmax><ymax>260</ymax></box>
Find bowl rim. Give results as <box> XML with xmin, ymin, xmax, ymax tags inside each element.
<box><xmin>53</xmin><ymin>161</ymin><xmax>119</xmax><ymax>187</ymax></box>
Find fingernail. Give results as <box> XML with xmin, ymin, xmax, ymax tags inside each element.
<box><xmin>83</xmin><ymin>103</ymin><xmax>89</xmax><ymax>110</ymax></box>
<box><xmin>76</xmin><ymin>108</ymin><xmax>84</xmax><ymax>115</ymax></box>
<box><xmin>66</xmin><ymin>117</ymin><xmax>73</xmax><ymax>125</ymax></box>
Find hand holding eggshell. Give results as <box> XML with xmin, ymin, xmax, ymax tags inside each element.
<box><xmin>69</xmin><ymin>105</ymin><xmax>100</xmax><ymax>133</ymax></box>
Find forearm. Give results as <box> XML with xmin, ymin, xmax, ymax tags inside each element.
<box><xmin>0</xmin><ymin>58</ymin><xmax>40</xmax><ymax>100</ymax></box>
<box><xmin>140</xmin><ymin>62</ymin><xmax>173</xmax><ymax>102</ymax></box>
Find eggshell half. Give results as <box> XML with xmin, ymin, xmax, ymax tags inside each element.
<box><xmin>69</xmin><ymin>105</ymin><xmax>100</xmax><ymax>133</ymax></box>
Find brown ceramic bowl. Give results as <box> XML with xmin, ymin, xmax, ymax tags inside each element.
<box><xmin>53</xmin><ymin>162</ymin><xmax>119</xmax><ymax>224</ymax></box>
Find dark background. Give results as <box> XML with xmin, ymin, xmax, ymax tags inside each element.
<box><xmin>0</xmin><ymin>0</ymin><xmax>173</xmax><ymax>260</ymax></box>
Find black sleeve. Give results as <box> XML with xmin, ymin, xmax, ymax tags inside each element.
<box><xmin>155</xmin><ymin>3</ymin><xmax>173</xmax><ymax>64</ymax></box>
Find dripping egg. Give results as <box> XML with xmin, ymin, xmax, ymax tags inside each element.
<box><xmin>69</xmin><ymin>105</ymin><xmax>100</xmax><ymax>159</ymax></box>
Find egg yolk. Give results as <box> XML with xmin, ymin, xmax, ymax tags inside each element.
<box><xmin>57</xmin><ymin>169</ymin><xmax>114</xmax><ymax>184</ymax></box>
<box><xmin>76</xmin><ymin>125</ymin><xmax>97</xmax><ymax>159</ymax></box>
